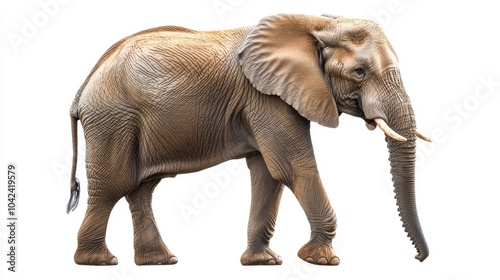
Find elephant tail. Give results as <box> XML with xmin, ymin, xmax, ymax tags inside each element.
<box><xmin>66</xmin><ymin>115</ymin><xmax>80</xmax><ymax>214</ymax></box>
<box><xmin>66</xmin><ymin>34</ymin><xmax>122</xmax><ymax>214</ymax></box>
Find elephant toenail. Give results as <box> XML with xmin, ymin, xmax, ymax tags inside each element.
<box><xmin>102</xmin><ymin>257</ymin><xmax>118</xmax><ymax>265</ymax></box>
<box><xmin>331</xmin><ymin>257</ymin><xmax>340</xmax><ymax>265</ymax></box>
<box><xmin>268</xmin><ymin>259</ymin><xmax>276</xmax><ymax>265</ymax></box>
<box><xmin>306</xmin><ymin>257</ymin><xmax>314</xmax><ymax>263</ymax></box>
<box><xmin>170</xmin><ymin>256</ymin><xmax>178</xmax><ymax>264</ymax></box>
<box><xmin>317</xmin><ymin>257</ymin><xmax>328</xmax><ymax>265</ymax></box>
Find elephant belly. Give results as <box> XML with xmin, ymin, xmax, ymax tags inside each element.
<box><xmin>136</xmin><ymin>114</ymin><xmax>254</xmax><ymax>181</ymax></box>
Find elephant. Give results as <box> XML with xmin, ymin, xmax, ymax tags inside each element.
<box><xmin>66</xmin><ymin>13</ymin><xmax>430</xmax><ymax>266</ymax></box>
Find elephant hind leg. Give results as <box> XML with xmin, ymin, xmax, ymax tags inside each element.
<box><xmin>74</xmin><ymin>180</ymin><xmax>121</xmax><ymax>265</ymax></box>
<box><xmin>126</xmin><ymin>179</ymin><xmax>178</xmax><ymax>265</ymax></box>
<box><xmin>241</xmin><ymin>153</ymin><xmax>284</xmax><ymax>265</ymax></box>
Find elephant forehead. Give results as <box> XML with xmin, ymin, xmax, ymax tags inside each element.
<box><xmin>332</xmin><ymin>18</ymin><xmax>398</xmax><ymax>70</ymax></box>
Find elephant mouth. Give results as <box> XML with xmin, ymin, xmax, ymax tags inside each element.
<box><xmin>364</xmin><ymin>119</ymin><xmax>377</xmax><ymax>131</ymax></box>
<box><xmin>339</xmin><ymin>95</ymin><xmax>378</xmax><ymax>132</ymax></box>
<box><xmin>339</xmin><ymin>109</ymin><xmax>383</xmax><ymax>134</ymax></box>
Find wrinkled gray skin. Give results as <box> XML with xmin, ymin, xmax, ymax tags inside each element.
<box><xmin>67</xmin><ymin>14</ymin><xmax>428</xmax><ymax>266</ymax></box>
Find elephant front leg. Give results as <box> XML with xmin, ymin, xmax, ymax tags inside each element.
<box><xmin>126</xmin><ymin>179</ymin><xmax>178</xmax><ymax>265</ymax></box>
<box><xmin>241</xmin><ymin>154</ymin><xmax>285</xmax><ymax>265</ymax></box>
<box><xmin>292</xmin><ymin>171</ymin><xmax>340</xmax><ymax>265</ymax></box>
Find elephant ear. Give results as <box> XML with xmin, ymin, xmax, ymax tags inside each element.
<box><xmin>239</xmin><ymin>14</ymin><xmax>339</xmax><ymax>128</ymax></box>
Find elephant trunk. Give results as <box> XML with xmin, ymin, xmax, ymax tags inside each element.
<box><xmin>366</xmin><ymin>68</ymin><xmax>429</xmax><ymax>261</ymax></box>
<box><xmin>382</xmin><ymin>70</ymin><xmax>429</xmax><ymax>262</ymax></box>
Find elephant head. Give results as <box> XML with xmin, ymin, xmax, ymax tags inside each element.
<box><xmin>239</xmin><ymin>14</ymin><xmax>429</xmax><ymax>261</ymax></box>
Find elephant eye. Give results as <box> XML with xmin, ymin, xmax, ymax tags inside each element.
<box><xmin>351</xmin><ymin>66</ymin><xmax>366</xmax><ymax>80</ymax></box>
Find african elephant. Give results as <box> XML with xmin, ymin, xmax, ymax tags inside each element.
<box><xmin>66</xmin><ymin>13</ymin><xmax>430</xmax><ymax>266</ymax></box>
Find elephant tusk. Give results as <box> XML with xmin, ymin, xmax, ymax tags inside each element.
<box><xmin>416</xmin><ymin>131</ymin><xmax>432</xmax><ymax>142</ymax></box>
<box><xmin>374</xmin><ymin>118</ymin><xmax>407</xmax><ymax>142</ymax></box>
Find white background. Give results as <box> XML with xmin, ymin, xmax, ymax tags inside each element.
<box><xmin>1</xmin><ymin>0</ymin><xmax>499</xmax><ymax>279</ymax></box>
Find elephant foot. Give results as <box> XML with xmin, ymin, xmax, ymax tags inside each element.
<box><xmin>74</xmin><ymin>246</ymin><xmax>118</xmax><ymax>265</ymax></box>
<box><xmin>134</xmin><ymin>244</ymin><xmax>178</xmax><ymax>265</ymax></box>
<box><xmin>297</xmin><ymin>242</ymin><xmax>340</xmax><ymax>265</ymax></box>
<box><xmin>240</xmin><ymin>247</ymin><xmax>283</xmax><ymax>265</ymax></box>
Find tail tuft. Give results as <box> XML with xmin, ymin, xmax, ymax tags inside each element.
<box><xmin>66</xmin><ymin>178</ymin><xmax>80</xmax><ymax>214</ymax></box>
